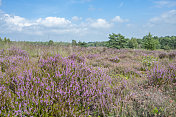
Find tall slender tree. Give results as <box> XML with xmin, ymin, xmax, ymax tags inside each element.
<box><xmin>143</xmin><ymin>33</ymin><xmax>158</xmax><ymax>50</ymax></box>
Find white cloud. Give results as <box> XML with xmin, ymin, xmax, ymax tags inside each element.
<box><xmin>90</xmin><ymin>19</ymin><xmax>112</xmax><ymax>29</ymax></box>
<box><xmin>155</xmin><ymin>0</ymin><xmax>176</xmax><ymax>8</ymax></box>
<box><xmin>72</xmin><ymin>16</ymin><xmax>82</xmax><ymax>21</ymax></box>
<box><xmin>0</xmin><ymin>13</ymin><xmax>90</xmax><ymax>36</ymax></box>
<box><xmin>112</xmin><ymin>16</ymin><xmax>128</xmax><ymax>23</ymax></box>
<box><xmin>36</xmin><ymin>17</ymin><xmax>71</xmax><ymax>27</ymax></box>
<box><xmin>0</xmin><ymin>12</ymin><xmax>135</xmax><ymax>41</ymax></box>
<box><xmin>142</xmin><ymin>10</ymin><xmax>176</xmax><ymax>37</ymax></box>
<box><xmin>4</xmin><ymin>14</ymin><xmax>33</xmax><ymax>27</ymax></box>
<box><xmin>1</xmin><ymin>14</ymin><xmax>73</xmax><ymax>32</ymax></box>
<box><xmin>149</xmin><ymin>10</ymin><xmax>176</xmax><ymax>24</ymax></box>
<box><xmin>3</xmin><ymin>14</ymin><xmax>34</xmax><ymax>31</ymax></box>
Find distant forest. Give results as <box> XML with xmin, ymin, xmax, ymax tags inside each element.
<box><xmin>1</xmin><ymin>33</ymin><xmax>176</xmax><ymax>50</ymax></box>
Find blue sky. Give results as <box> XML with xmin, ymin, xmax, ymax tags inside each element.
<box><xmin>0</xmin><ymin>0</ymin><xmax>176</xmax><ymax>42</ymax></box>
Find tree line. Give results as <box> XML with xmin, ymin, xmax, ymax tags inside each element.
<box><xmin>0</xmin><ymin>37</ymin><xmax>11</xmax><ymax>44</ymax></box>
<box><xmin>1</xmin><ymin>33</ymin><xmax>176</xmax><ymax>50</ymax></box>
<box><xmin>72</xmin><ymin>33</ymin><xmax>176</xmax><ymax>50</ymax></box>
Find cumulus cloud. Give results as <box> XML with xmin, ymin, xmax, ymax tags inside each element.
<box><xmin>90</xmin><ymin>19</ymin><xmax>112</xmax><ymax>29</ymax></box>
<box><xmin>4</xmin><ymin>14</ymin><xmax>33</xmax><ymax>27</ymax></box>
<box><xmin>149</xmin><ymin>10</ymin><xmax>176</xmax><ymax>24</ymax></box>
<box><xmin>155</xmin><ymin>0</ymin><xmax>176</xmax><ymax>8</ymax></box>
<box><xmin>143</xmin><ymin>9</ymin><xmax>176</xmax><ymax>36</ymax></box>
<box><xmin>1</xmin><ymin>14</ymin><xmax>74</xmax><ymax>33</ymax></box>
<box><xmin>0</xmin><ymin>13</ymin><xmax>91</xmax><ymax>38</ymax></box>
<box><xmin>0</xmin><ymin>12</ymin><xmax>127</xmax><ymax>35</ymax></box>
<box><xmin>0</xmin><ymin>12</ymin><xmax>131</xmax><ymax>41</ymax></box>
<box><xmin>36</xmin><ymin>17</ymin><xmax>71</xmax><ymax>27</ymax></box>
<box><xmin>3</xmin><ymin>14</ymin><xmax>72</xmax><ymax>28</ymax></box>
<box><xmin>0</xmin><ymin>13</ymin><xmax>130</xmax><ymax>37</ymax></box>
<box><xmin>112</xmin><ymin>16</ymin><xmax>128</xmax><ymax>23</ymax></box>
<box><xmin>2</xmin><ymin>14</ymin><xmax>34</xmax><ymax>32</ymax></box>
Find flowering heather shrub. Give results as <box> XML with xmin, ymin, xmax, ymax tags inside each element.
<box><xmin>159</xmin><ymin>52</ymin><xmax>176</xmax><ymax>59</ymax></box>
<box><xmin>86</xmin><ymin>54</ymin><xmax>100</xmax><ymax>59</ymax></box>
<box><xmin>159</xmin><ymin>53</ymin><xmax>167</xmax><ymax>59</ymax></box>
<box><xmin>0</xmin><ymin>49</ymin><xmax>5</xmax><ymax>56</ymax></box>
<box><xmin>0</xmin><ymin>48</ymin><xmax>125</xmax><ymax>116</ymax></box>
<box><xmin>109</xmin><ymin>56</ymin><xmax>120</xmax><ymax>63</ymax></box>
<box><xmin>0</xmin><ymin>47</ymin><xmax>29</xmax><ymax>73</ymax></box>
<box><xmin>141</xmin><ymin>55</ymin><xmax>158</xmax><ymax>71</ymax></box>
<box><xmin>168</xmin><ymin>52</ymin><xmax>176</xmax><ymax>59</ymax></box>
<box><xmin>1</xmin><ymin>45</ymin><xmax>175</xmax><ymax>116</ymax></box>
<box><xmin>0</xmin><ymin>55</ymin><xmax>29</xmax><ymax>73</ymax></box>
<box><xmin>118</xmin><ymin>54</ymin><xmax>132</xmax><ymax>59</ymax></box>
<box><xmin>38</xmin><ymin>55</ymin><xmax>120</xmax><ymax>116</ymax></box>
<box><xmin>68</xmin><ymin>53</ymin><xmax>85</xmax><ymax>63</ymax></box>
<box><xmin>148</xmin><ymin>63</ymin><xmax>176</xmax><ymax>86</ymax></box>
<box><xmin>7</xmin><ymin>47</ymin><xmax>29</xmax><ymax>57</ymax></box>
<box><xmin>110</xmin><ymin>66</ymin><xmax>141</xmax><ymax>80</ymax></box>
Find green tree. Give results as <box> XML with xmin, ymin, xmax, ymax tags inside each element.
<box><xmin>173</xmin><ymin>36</ymin><xmax>176</xmax><ymax>49</ymax></box>
<box><xmin>4</xmin><ymin>37</ymin><xmax>7</xmax><ymax>43</ymax></box>
<box><xmin>6</xmin><ymin>38</ymin><xmax>11</xmax><ymax>43</ymax></box>
<box><xmin>72</xmin><ymin>40</ymin><xmax>77</xmax><ymax>46</ymax></box>
<box><xmin>127</xmin><ymin>38</ymin><xmax>138</xmax><ymax>49</ymax></box>
<box><xmin>78</xmin><ymin>41</ymin><xmax>87</xmax><ymax>47</ymax></box>
<box><xmin>48</xmin><ymin>40</ymin><xmax>54</xmax><ymax>45</ymax></box>
<box><xmin>136</xmin><ymin>38</ymin><xmax>144</xmax><ymax>48</ymax></box>
<box><xmin>153</xmin><ymin>36</ymin><xmax>160</xmax><ymax>49</ymax></box>
<box><xmin>108</xmin><ymin>33</ymin><xmax>127</xmax><ymax>49</ymax></box>
<box><xmin>159</xmin><ymin>37</ymin><xmax>171</xmax><ymax>49</ymax></box>
<box><xmin>170</xmin><ymin>36</ymin><xmax>176</xmax><ymax>49</ymax></box>
<box><xmin>164</xmin><ymin>45</ymin><xmax>170</xmax><ymax>50</ymax></box>
<box><xmin>143</xmin><ymin>33</ymin><xmax>158</xmax><ymax>50</ymax></box>
<box><xmin>159</xmin><ymin>36</ymin><xmax>176</xmax><ymax>49</ymax></box>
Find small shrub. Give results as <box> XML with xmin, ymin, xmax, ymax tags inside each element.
<box><xmin>168</xmin><ymin>53</ymin><xmax>176</xmax><ymax>59</ymax></box>
<box><xmin>68</xmin><ymin>54</ymin><xmax>85</xmax><ymax>63</ymax></box>
<box><xmin>86</xmin><ymin>54</ymin><xmax>100</xmax><ymax>59</ymax></box>
<box><xmin>141</xmin><ymin>55</ymin><xmax>158</xmax><ymax>71</ymax></box>
<box><xmin>7</xmin><ymin>47</ymin><xmax>29</xmax><ymax>57</ymax></box>
<box><xmin>152</xmin><ymin>107</ymin><xmax>159</xmax><ymax>115</ymax></box>
<box><xmin>148</xmin><ymin>64</ymin><xmax>176</xmax><ymax>86</ymax></box>
<box><xmin>109</xmin><ymin>56</ymin><xmax>120</xmax><ymax>63</ymax></box>
<box><xmin>159</xmin><ymin>53</ymin><xmax>167</xmax><ymax>59</ymax></box>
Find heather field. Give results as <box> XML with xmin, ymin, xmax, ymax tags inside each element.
<box><xmin>0</xmin><ymin>42</ymin><xmax>176</xmax><ymax>116</ymax></box>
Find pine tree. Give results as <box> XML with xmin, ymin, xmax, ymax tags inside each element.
<box><xmin>108</xmin><ymin>33</ymin><xmax>127</xmax><ymax>49</ymax></box>
<box><xmin>143</xmin><ymin>33</ymin><xmax>158</xmax><ymax>50</ymax></box>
